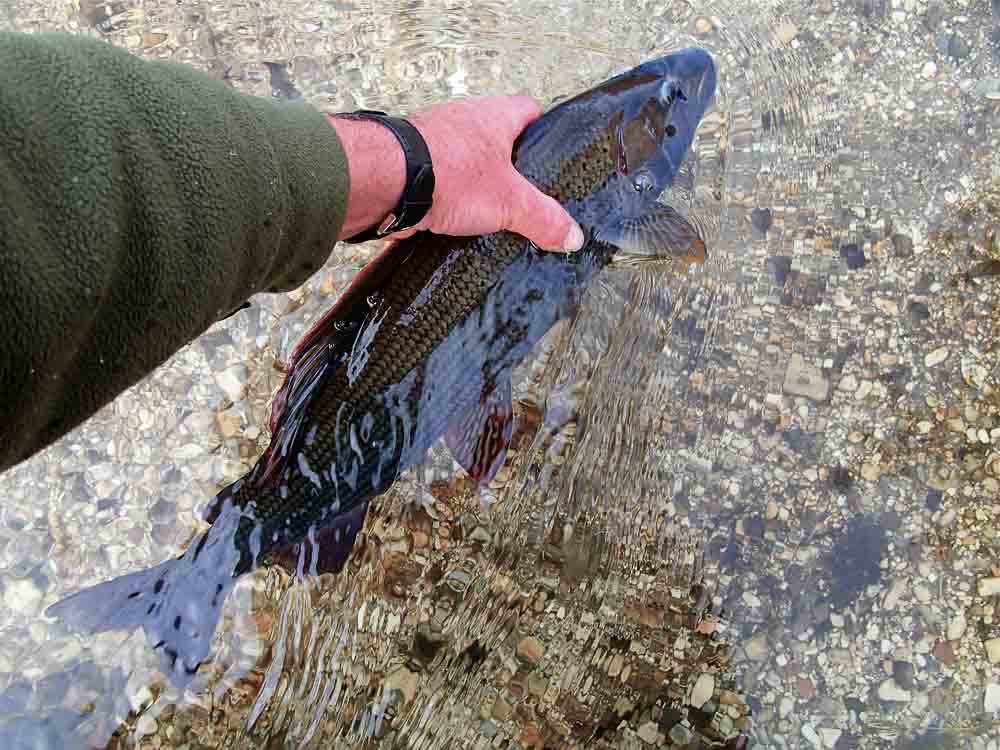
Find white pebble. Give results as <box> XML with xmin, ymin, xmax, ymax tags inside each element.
<box><xmin>802</xmin><ymin>723</ymin><xmax>822</xmax><ymax>748</ymax></box>
<box><xmin>925</xmin><ymin>347</ymin><xmax>949</xmax><ymax>367</ymax></box>
<box><xmin>985</xmin><ymin>683</ymin><xmax>1000</xmax><ymax>712</ymax></box>
<box><xmin>921</xmin><ymin>61</ymin><xmax>938</xmax><ymax>79</ymax></box>
<box><xmin>215</xmin><ymin>365</ymin><xmax>247</xmax><ymax>401</ymax></box>
<box><xmin>689</xmin><ymin>673</ymin><xmax>715</xmax><ymax>709</ymax></box>
<box><xmin>3</xmin><ymin>579</ymin><xmax>42</xmax><ymax>615</ymax></box>
<box><xmin>986</xmin><ymin>638</ymin><xmax>1000</xmax><ymax>664</ymax></box>
<box><xmin>948</xmin><ymin>613</ymin><xmax>967</xmax><ymax>640</ymax></box>
<box><xmin>878</xmin><ymin>678</ymin><xmax>911</xmax><ymax>703</ymax></box>
<box><xmin>980</xmin><ymin>578</ymin><xmax>1000</xmax><ymax>597</ymax></box>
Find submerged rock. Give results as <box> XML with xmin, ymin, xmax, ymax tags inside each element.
<box><xmin>824</xmin><ymin>514</ymin><xmax>888</xmax><ymax>610</ymax></box>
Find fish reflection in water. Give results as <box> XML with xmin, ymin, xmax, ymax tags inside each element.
<box><xmin>48</xmin><ymin>47</ymin><xmax>718</xmax><ymax>686</ymax></box>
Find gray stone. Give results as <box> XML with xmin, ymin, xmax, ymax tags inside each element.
<box><xmin>783</xmin><ymin>354</ymin><xmax>830</xmax><ymax>402</ymax></box>
<box><xmin>892</xmin><ymin>660</ymin><xmax>916</xmax><ymax>690</ymax></box>
<box><xmin>669</xmin><ymin>723</ymin><xmax>694</xmax><ymax>746</ymax></box>
<box><xmin>946</xmin><ymin>33</ymin><xmax>971</xmax><ymax>60</ymax></box>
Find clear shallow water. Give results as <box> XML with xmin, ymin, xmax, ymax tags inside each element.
<box><xmin>1</xmin><ymin>0</ymin><xmax>999</xmax><ymax>748</ymax></box>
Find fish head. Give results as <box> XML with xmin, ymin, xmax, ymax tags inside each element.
<box><xmin>515</xmin><ymin>47</ymin><xmax>717</xmax><ymax>266</ymax></box>
<box><xmin>624</xmin><ymin>47</ymin><xmax>718</xmax><ymax>191</ymax></box>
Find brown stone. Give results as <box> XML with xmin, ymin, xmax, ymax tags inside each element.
<box><xmin>492</xmin><ymin>697</ymin><xmax>513</xmax><ymax>721</ymax></box>
<box><xmin>933</xmin><ymin>640</ymin><xmax>956</xmax><ymax>667</ymax></box>
<box><xmin>517</xmin><ymin>636</ymin><xmax>545</xmax><ymax>666</ymax></box>
<box><xmin>797</xmin><ymin>677</ymin><xmax>816</xmax><ymax>700</ymax></box>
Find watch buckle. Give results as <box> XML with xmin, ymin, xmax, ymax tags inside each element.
<box><xmin>377</xmin><ymin>213</ymin><xmax>399</xmax><ymax>236</ymax></box>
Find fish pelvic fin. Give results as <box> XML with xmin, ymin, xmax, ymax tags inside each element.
<box><xmin>445</xmin><ymin>378</ymin><xmax>514</xmax><ymax>484</ymax></box>
<box><xmin>47</xmin><ymin>504</ymin><xmax>246</xmax><ymax>688</ymax></box>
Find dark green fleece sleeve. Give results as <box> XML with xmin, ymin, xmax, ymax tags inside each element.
<box><xmin>0</xmin><ymin>32</ymin><xmax>350</xmax><ymax>471</ymax></box>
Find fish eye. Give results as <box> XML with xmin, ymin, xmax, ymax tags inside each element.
<box><xmin>666</xmin><ymin>124</ymin><xmax>677</xmax><ymax>137</ymax></box>
<box><xmin>366</xmin><ymin>293</ymin><xmax>381</xmax><ymax>307</ymax></box>
<box><xmin>632</xmin><ymin>172</ymin><xmax>655</xmax><ymax>192</ymax></box>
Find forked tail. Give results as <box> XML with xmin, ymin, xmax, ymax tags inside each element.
<box><xmin>46</xmin><ymin>502</ymin><xmax>247</xmax><ymax>687</ymax></box>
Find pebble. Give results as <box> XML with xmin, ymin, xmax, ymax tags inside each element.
<box><xmin>986</xmin><ymin>638</ymin><xmax>1000</xmax><ymax>664</ymax></box>
<box><xmin>986</xmin><ymin>684</ymin><xmax>1000</xmax><ymax>713</ymax></box>
<box><xmin>3</xmin><ymin>579</ymin><xmax>43</xmax><ymax>615</ymax></box>
<box><xmin>136</xmin><ymin>715</ymin><xmax>158</xmax><ymax>736</ymax></box>
<box><xmin>883</xmin><ymin>579</ymin><xmax>906</xmax><ymax>610</ymax></box>
<box><xmin>779</xmin><ymin>695</ymin><xmax>795</xmax><ymax>718</ymax></box>
<box><xmin>516</xmin><ymin>636</ymin><xmax>544</xmax><ymax>666</ymax></box>
<box><xmin>775</xmin><ymin>22</ymin><xmax>799</xmax><ymax>44</ymax></box>
<box><xmin>973</xmin><ymin>79</ymin><xmax>1000</xmax><ymax>101</ymax></box>
<box><xmin>694</xmin><ymin>16</ymin><xmax>714</xmax><ymax>35</ymax></box>
<box><xmin>892</xmin><ymin>660</ymin><xmax>916</xmax><ymax>690</ymax></box>
<box><xmin>690</xmin><ymin>673</ymin><xmax>715</xmax><ymax>709</ymax></box>
<box><xmin>638</xmin><ymin>722</ymin><xmax>659</xmax><ymax>745</ymax></box>
<box><xmin>802</xmin><ymin>723</ymin><xmax>822</xmax><ymax>748</ymax></box>
<box><xmin>215</xmin><ymin>365</ymin><xmax>247</xmax><ymax>401</ymax></box>
<box><xmin>783</xmin><ymin>354</ymin><xmax>830</xmax><ymax>402</ymax></box>
<box><xmin>947</xmin><ymin>613</ymin><xmax>967</xmax><ymax>640</ymax></box>
<box><xmin>669</xmin><ymin>724</ymin><xmax>694</xmax><ymax>746</ymax></box>
<box><xmin>925</xmin><ymin>347</ymin><xmax>949</xmax><ymax>367</ymax></box>
<box><xmin>861</xmin><ymin>462</ymin><xmax>882</xmax><ymax>482</ymax></box>
<box><xmin>933</xmin><ymin>639</ymin><xmax>956</xmax><ymax>666</ymax></box>
<box><xmin>921</xmin><ymin>61</ymin><xmax>938</xmax><ymax>79</ymax></box>
<box><xmin>819</xmin><ymin>728</ymin><xmax>842</xmax><ymax>748</ymax></box>
<box><xmin>979</xmin><ymin>577</ymin><xmax>1000</xmax><ymax>597</ymax></box>
<box><xmin>947</xmin><ymin>33</ymin><xmax>971</xmax><ymax>59</ymax></box>
<box><xmin>914</xmin><ymin>584</ymin><xmax>932</xmax><ymax>603</ymax></box>
<box><xmin>745</xmin><ymin>633</ymin><xmax>769</xmax><ymax>662</ymax></box>
<box><xmin>878</xmin><ymin>678</ymin><xmax>911</xmax><ymax>703</ymax></box>
<box><xmin>855</xmin><ymin>379</ymin><xmax>873</xmax><ymax>400</ymax></box>
<box><xmin>215</xmin><ymin>410</ymin><xmax>242</xmax><ymax>439</ymax></box>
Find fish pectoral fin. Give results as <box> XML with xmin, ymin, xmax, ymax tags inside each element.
<box><xmin>599</xmin><ymin>205</ymin><xmax>707</xmax><ymax>267</ymax></box>
<box><xmin>444</xmin><ymin>379</ymin><xmax>514</xmax><ymax>485</ymax></box>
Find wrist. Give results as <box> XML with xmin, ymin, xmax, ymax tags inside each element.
<box><xmin>328</xmin><ymin>115</ymin><xmax>406</xmax><ymax>241</ymax></box>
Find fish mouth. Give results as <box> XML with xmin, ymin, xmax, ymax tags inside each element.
<box><xmin>661</xmin><ymin>47</ymin><xmax>717</xmax><ymax>112</ymax></box>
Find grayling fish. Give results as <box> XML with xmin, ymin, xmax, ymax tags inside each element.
<box><xmin>48</xmin><ymin>48</ymin><xmax>718</xmax><ymax>686</ymax></box>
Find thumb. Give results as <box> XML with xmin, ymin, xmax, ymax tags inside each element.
<box><xmin>503</xmin><ymin>171</ymin><xmax>584</xmax><ymax>253</ymax></box>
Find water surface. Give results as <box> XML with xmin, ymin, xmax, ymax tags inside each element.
<box><xmin>1</xmin><ymin>0</ymin><xmax>999</xmax><ymax>748</ymax></box>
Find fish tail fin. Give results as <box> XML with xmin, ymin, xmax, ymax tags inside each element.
<box><xmin>47</xmin><ymin>555</ymin><xmax>236</xmax><ymax>686</ymax></box>
<box><xmin>47</xmin><ymin>506</ymin><xmax>245</xmax><ymax>687</ymax></box>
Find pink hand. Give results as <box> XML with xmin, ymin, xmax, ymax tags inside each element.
<box><xmin>401</xmin><ymin>96</ymin><xmax>584</xmax><ymax>252</ymax></box>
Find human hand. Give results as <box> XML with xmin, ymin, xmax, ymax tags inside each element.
<box><xmin>401</xmin><ymin>96</ymin><xmax>584</xmax><ymax>252</ymax></box>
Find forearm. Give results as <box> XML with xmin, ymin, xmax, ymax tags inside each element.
<box><xmin>0</xmin><ymin>32</ymin><xmax>349</xmax><ymax>471</ymax></box>
<box><xmin>328</xmin><ymin>116</ymin><xmax>405</xmax><ymax>240</ymax></box>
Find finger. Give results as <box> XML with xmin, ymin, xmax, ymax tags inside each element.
<box><xmin>503</xmin><ymin>171</ymin><xmax>583</xmax><ymax>253</ymax></box>
<box><xmin>390</xmin><ymin>227</ymin><xmax>419</xmax><ymax>241</ymax></box>
<box><xmin>500</xmin><ymin>95</ymin><xmax>545</xmax><ymax>138</ymax></box>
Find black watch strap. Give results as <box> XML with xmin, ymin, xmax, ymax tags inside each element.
<box><xmin>337</xmin><ymin>110</ymin><xmax>435</xmax><ymax>244</ymax></box>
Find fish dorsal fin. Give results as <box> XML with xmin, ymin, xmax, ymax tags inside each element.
<box><xmin>598</xmin><ymin>204</ymin><xmax>707</xmax><ymax>267</ymax></box>
<box><xmin>444</xmin><ymin>379</ymin><xmax>514</xmax><ymax>485</ymax></box>
<box><xmin>255</xmin><ymin>242</ymin><xmax>415</xmax><ymax>487</ymax></box>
